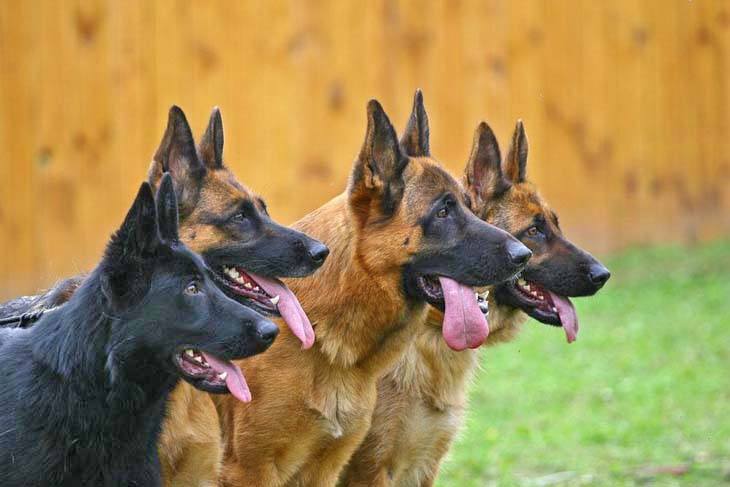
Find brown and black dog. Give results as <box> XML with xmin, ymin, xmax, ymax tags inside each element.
<box><xmin>341</xmin><ymin>112</ymin><xmax>611</xmax><ymax>486</ymax></box>
<box><xmin>0</xmin><ymin>106</ymin><xmax>329</xmax><ymax>487</ymax></box>
<box><xmin>212</xmin><ymin>95</ymin><xmax>531</xmax><ymax>486</ymax></box>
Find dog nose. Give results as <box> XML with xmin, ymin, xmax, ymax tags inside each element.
<box><xmin>588</xmin><ymin>263</ymin><xmax>611</xmax><ymax>288</ymax></box>
<box><xmin>256</xmin><ymin>321</ymin><xmax>279</xmax><ymax>345</ymax></box>
<box><xmin>307</xmin><ymin>242</ymin><xmax>330</xmax><ymax>266</ymax></box>
<box><xmin>505</xmin><ymin>241</ymin><xmax>532</xmax><ymax>267</ymax></box>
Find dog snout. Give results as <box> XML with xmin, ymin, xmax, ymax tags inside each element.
<box><xmin>255</xmin><ymin>320</ymin><xmax>279</xmax><ymax>346</ymax></box>
<box><xmin>307</xmin><ymin>241</ymin><xmax>330</xmax><ymax>267</ymax></box>
<box><xmin>587</xmin><ymin>262</ymin><xmax>611</xmax><ymax>289</ymax></box>
<box><xmin>505</xmin><ymin>240</ymin><xmax>532</xmax><ymax>268</ymax></box>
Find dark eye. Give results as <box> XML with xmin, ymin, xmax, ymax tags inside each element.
<box><xmin>231</xmin><ymin>212</ymin><xmax>246</xmax><ymax>222</ymax></box>
<box><xmin>184</xmin><ymin>282</ymin><xmax>201</xmax><ymax>295</ymax></box>
<box><xmin>526</xmin><ymin>226</ymin><xmax>540</xmax><ymax>237</ymax></box>
<box><xmin>437</xmin><ymin>207</ymin><xmax>449</xmax><ymax>218</ymax></box>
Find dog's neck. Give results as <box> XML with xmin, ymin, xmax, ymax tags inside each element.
<box><xmin>288</xmin><ymin>193</ymin><xmax>427</xmax><ymax>372</ymax></box>
<box><xmin>393</xmin><ymin>303</ymin><xmax>527</xmax><ymax>409</ymax></box>
<box><xmin>29</xmin><ymin>270</ymin><xmax>178</xmax><ymax>416</ymax></box>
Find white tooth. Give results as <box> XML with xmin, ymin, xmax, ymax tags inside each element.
<box><xmin>538</xmin><ymin>295</ymin><xmax>544</xmax><ymax>300</ymax></box>
<box><xmin>185</xmin><ymin>349</ymin><xmax>195</xmax><ymax>357</ymax></box>
<box><xmin>244</xmin><ymin>282</ymin><xmax>253</xmax><ymax>289</ymax></box>
<box><xmin>552</xmin><ymin>306</ymin><xmax>557</xmax><ymax>312</ymax></box>
<box><xmin>270</xmin><ymin>295</ymin><xmax>280</xmax><ymax>306</ymax></box>
<box><xmin>531</xmin><ymin>291</ymin><xmax>538</xmax><ymax>296</ymax></box>
<box><xmin>193</xmin><ymin>355</ymin><xmax>203</xmax><ymax>363</ymax></box>
<box><xmin>253</xmin><ymin>286</ymin><xmax>260</xmax><ymax>292</ymax></box>
<box><xmin>518</xmin><ymin>278</ymin><xmax>527</xmax><ymax>286</ymax></box>
<box><xmin>235</xmin><ymin>275</ymin><xmax>245</xmax><ymax>284</ymax></box>
<box><xmin>218</xmin><ymin>371</ymin><xmax>228</xmax><ymax>381</ymax></box>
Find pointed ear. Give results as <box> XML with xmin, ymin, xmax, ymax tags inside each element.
<box><xmin>148</xmin><ymin>106</ymin><xmax>205</xmax><ymax>213</ymax></box>
<box><xmin>350</xmin><ymin>100</ymin><xmax>409</xmax><ymax>217</ymax></box>
<box><xmin>156</xmin><ymin>173</ymin><xmax>180</xmax><ymax>242</ymax></box>
<box><xmin>399</xmin><ymin>89</ymin><xmax>430</xmax><ymax>157</ymax></box>
<box><xmin>464</xmin><ymin>122</ymin><xmax>511</xmax><ymax>204</ymax></box>
<box><xmin>198</xmin><ymin>107</ymin><xmax>224</xmax><ymax>169</ymax></box>
<box><xmin>504</xmin><ymin>120</ymin><xmax>528</xmax><ymax>183</ymax></box>
<box><xmin>102</xmin><ymin>182</ymin><xmax>160</xmax><ymax>308</ymax></box>
<box><xmin>114</xmin><ymin>182</ymin><xmax>159</xmax><ymax>257</ymax></box>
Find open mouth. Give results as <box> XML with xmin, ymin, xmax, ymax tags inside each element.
<box><xmin>495</xmin><ymin>272</ymin><xmax>579</xmax><ymax>343</ymax></box>
<box><xmin>212</xmin><ymin>265</ymin><xmax>281</xmax><ymax>316</ymax></box>
<box><xmin>416</xmin><ymin>275</ymin><xmax>445</xmax><ymax>308</ymax></box>
<box><xmin>414</xmin><ymin>274</ymin><xmax>489</xmax><ymax>351</ymax></box>
<box><xmin>173</xmin><ymin>348</ymin><xmax>251</xmax><ymax>402</ymax></box>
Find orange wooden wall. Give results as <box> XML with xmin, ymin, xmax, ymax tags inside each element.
<box><xmin>1</xmin><ymin>0</ymin><xmax>729</xmax><ymax>299</ymax></box>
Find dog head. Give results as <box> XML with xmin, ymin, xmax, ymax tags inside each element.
<box><xmin>146</xmin><ymin>107</ymin><xmax>327</xmax><ymax>348</ymax></box>
<box><xmin>347</xmin><ymin>92</ymin><xmax>531</xmax><ymax>350</ymax></box>
<box><xmin>101</xmin><ymin>173</ymin><xmax>277</xmax><ymax>402</ymax></box>
<box><xmin>464</xmin><ymin>120</ymin><xmax>611</xmax><ymax>342</ymax></box>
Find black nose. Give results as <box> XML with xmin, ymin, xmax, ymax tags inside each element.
<box><xmin>505</xmin><ymin>241</ymin><xmax>532</xmax><ymax>267</ymax></box>
<box><xmin>588</xmin><ymin>263</ymin><xmax>611</xmax><ymax>288</ymax></box>
<box><xmin>256</xmin><ymin>321</ymin><xmax>279</xmax><ymax>345</ymax></box>
<box><xmin>307</xmin><ymin>242</ymin><xmax>329</xmax><ymax>266</ymax></box>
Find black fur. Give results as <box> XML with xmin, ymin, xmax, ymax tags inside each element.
<box><xmin>0</xmin><ymin>175</ymin><xmax>276</xmax><ymax>486</ymax></box>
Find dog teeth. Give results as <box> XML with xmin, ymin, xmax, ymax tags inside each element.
<box><xmin>244</xmin><ymin>282</ymin><xmax>253</xmax><ymax>289</ymax></box>
<box><xmin>552</xmin><ymin>306</ymin><xmax>557</xmax><ymax>313</ymax></box>
<box><xmin>518</xmin><ymin>278</ymin><xmax>527</xmax><ymax>286</ymax></box>
<box><xmin>193</xmin><ymin>355</ymin><xmax>203</xmax><ymax>363</ymax></box>
<box><xmin>270</xmin><ymin>295</ymin><xmax>280</xmax><ymax>306</ymax></box>
<box><xmin>185</xmin><ymin>349</ymin><xmax>195</xmax><ymax>358</ymax></box>
<box><xmin>253</xmin><ymin>286</ymin><xmax>260</xmax><ymax>292</ymax></box>
<box><xmin>218</xmin><ymin>372</ymin><xmax>228</xmax><ymax>381</ymax></box>
<box><xmin>224</xmin><ymin>266</ymin><xmax>241</xmax><ymax>280</ymax></box>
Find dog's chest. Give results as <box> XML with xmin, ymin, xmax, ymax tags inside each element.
<box><xmin>308</xmin><ymin>372</ymin><xmax>377</xmax><ymax>439</ymax></box>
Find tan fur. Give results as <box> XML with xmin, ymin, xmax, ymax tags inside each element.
<box><xmin>152</xmin><ymin>165</ymin><xmax>269</xmax><ymax>487</ymax></box>
<box><xmin>341</xmin><ymin>178</ymin><xmax>558</xmax><ymax>486</ymax></box>
<box><xmin>212</xmin><ymin>153</ymin><xmax>470</xmax><ymax>486</ymax></box>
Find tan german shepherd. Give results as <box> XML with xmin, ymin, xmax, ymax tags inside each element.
<box><xmin>0</xmin><ymin>106</ymin><xmax>330</xmax><ymax>486</ymax></box>
<box><xmin>340</xmin><ymin>112</ymin><xmax>611</xmax><ymax>486</ymax></box>
<box><xmin>213</xmin><ymin>95</ymin><xmax>531</xmax><ymax>486</ymax></box>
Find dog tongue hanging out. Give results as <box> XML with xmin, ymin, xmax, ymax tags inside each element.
<box><xmin>439</xmin><ymin>277</ymin><xmax>489</xmax><ymax>350</ymax></box>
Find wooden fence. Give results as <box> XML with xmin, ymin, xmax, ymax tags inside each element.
<box><xmin>1</xmin><ymin>0</ymin><xmax>728</xmax><ymax>299</ymax></box>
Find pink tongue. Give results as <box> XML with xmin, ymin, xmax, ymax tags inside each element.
<box><xmin>201</xmin><ymin>352</ymin><xmax>251</xmax><ymax>403</ymax></box>
<box><xmin>438</xmin><ymin>277</ymin><xmax>489</xmax><ymax>351</ymax></box>
<box><xmin>248</xmin><ymin>272</ymin><xmax>315</xmax><ymax>349</ymax></box>
<box><xmin>548</xmin><ymin>291</ymin><xmax>579</xmax><ymax>343</ymax></box>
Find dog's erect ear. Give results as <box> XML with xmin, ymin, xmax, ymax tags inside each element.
<box><xmin>198</xmin><ymin>107</ymin><xmax>224</xmax><ymax>169</ymax></box>
<box><xmin>504</xmin><ymin>120</ymin><xmax>528</xmax><ymax>183</ymax></box>
<box><xmin>399</xmin><ymin>89</ymin><xmax>430</xmax><ymax>157</ymax></box>
<box><xmin>148</xmin><ymin>106</ymin><xmax>205</xmax><ymax>213</ymax></box>
<box><xmin>102</xmin><ymin>182</ymin><xmax>160</xmax><ymax>308</ymax></box>
<box><xmin>464</xmin><ymin>122</ymin><xmax>511</xmax><ymax>205</ymax></box>
<box><xmin>350</xmin><ymin>100</ymin><xmax>409</xmax><ymax>217</ymax></box>
<box><xmin>114</xmin><ymin>182</ymin><xmax>160</xmax><ymax>258</ymax></box>
<box><xmin>156</xmin><ymin>173</ymin><xmax>180</xmax><ymax>243</ymax></box>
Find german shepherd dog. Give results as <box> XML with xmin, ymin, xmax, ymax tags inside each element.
<box><xmin>340</xmin><ymin>112</ymin><xmax>611</xmax><ymax>486</ymax></box>
<box><xmin>0</xmin><ymin>106</ymin><xmax>328</xmax><ymax>486</ymax></box>
<box><xmin>0</xmin><ymin>174</ymin><xmax>278</xmax><ymax>486</ymax></box>
<box><xmin>211</xmin><ymin>94</ymin><xmax>531</xmax><ymax>486</ymax></box>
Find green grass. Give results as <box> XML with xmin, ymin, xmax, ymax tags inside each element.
<box><xmin>437</xmin><ymin>240</ymin><xmax>730</xmax><ymax>486</ymax></box>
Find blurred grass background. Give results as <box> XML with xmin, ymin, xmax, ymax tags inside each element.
<box><xmin>438</xmin><ymin>240</ymin><xmax>730</xmax><ymax>486</ymax></box>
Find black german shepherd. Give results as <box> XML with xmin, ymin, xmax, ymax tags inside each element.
<box><xmin>0</xmin><ymin>174</ymin><xmax>277</xmax><ymax>487</ymax></box>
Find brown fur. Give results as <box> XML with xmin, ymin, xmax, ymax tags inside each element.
<box><xmin>340</xmin><ymin>123</ymin><xmax>578</xmax><ymax>486</ymax></box>
<box><xmin>156</xmin><ymin>160</ymin><xmax>272</xmax><ymax>487</ymax></box>
<box><xmin>212</xmin><ymin>101</ymin><xmax>474</xmax><ymax>486</ymax></box>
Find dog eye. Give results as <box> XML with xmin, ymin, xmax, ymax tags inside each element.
<box><xmin>437</xmin><ymin>207</ymin><xmax>449</xmax><ymax>218</ymax></box>
<box><xmin>184</xmin><ymin>282</ymin><xmax>201</xmax><ymax>295</ymax></box>
<box><xmin>231</xmin><ymin>212</ymin><xmax>246</xmax><ymax>222</ymax></box>
<box><xmin>526</xmin><ymin>226</ymin><xmax>540</xmax><ymax>237</ymax></box>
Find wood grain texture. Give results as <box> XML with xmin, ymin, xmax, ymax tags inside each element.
<box><xmin>1</xmin><ymin>0</ymin><xmax>729</xmax><ymax>299</ymax></box>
